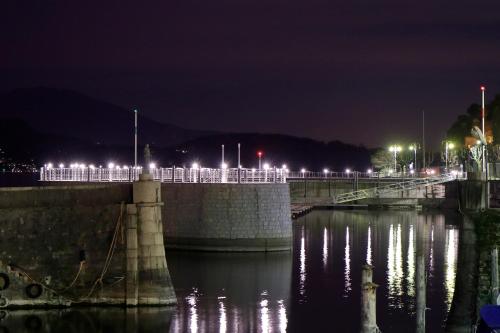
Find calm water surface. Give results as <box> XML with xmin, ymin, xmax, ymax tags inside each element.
<box><xmin>0</xmin><ymin>210</ymin><xmax>460</xmax><ymax>332</ymax></box>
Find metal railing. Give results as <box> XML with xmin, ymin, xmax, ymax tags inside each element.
<box><xmin>286</xmin><ymin>171</ymin><xmax>379</xmax><ymax>179</ymax></box>
<box><xmin>40</xmin><ymin>167</ymin><xmax>287</xmax><ymax>184</ymax></box>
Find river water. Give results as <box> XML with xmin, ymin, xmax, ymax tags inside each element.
<box><xmin>0</xmin><ymin>210</ymin><xmax>460</xmax><ymax>332</ymax></box>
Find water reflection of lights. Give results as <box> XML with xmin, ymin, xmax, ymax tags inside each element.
<box><xmin>300</xmin><ymin>227</ymin><xmax>306</xmax><ymax>296</ymax></box>
<box><xmin>344</xmin><ymin>226</ymin><xmax>351</xmax><ymax>296</ymax></box>
<box><xmin>387</xmin><ymin>224</ymin><xmax>403</xmax><ymax>307</ymax></box>
<box><xmin>186</xmin><ymin>289</ymin><xmax>199</xmax><ymax>333</ymax></box>
<box><xmin>395</xmin><ymin>224</ymin><xmax>403</xmax><ymax>297</ymax></box>
<box><xmin>429</xmin><ymin>226</ymin><xmax>435</xmax><ymax>276</ymax></box>
<box><xmin>323</xmin><ymin>227</ymin><xmax>328</xmax><ymax>268</ymax></box>
<box><xmin>278</xmin><ymin>300</ymin><xmax>288</xmax><ymax>333</ymax></box>
<box><xmin>388</xmin><ymin>224</ymin><xmax>395</xmax><ymax>295</ymax></box>
<box><xmin>218</xmin><ymin>297</ymin><xmax>227</xmax><ymax>333</ymax></box>
<box><xmin>367</xmin><ymin>225</ymin><xmax>372</xmax><ymax>265</ymax></box>
<box><xmin>445</xmin><ymin>228</ymin><xmax>459</xmax><ymax>310</ymax></box>
<box><xmin>260</xmin><ymin>299</ymin><xmax>269</xmax><ymax>333</ymax></box>
<box><xmin>407</xmin><ymin>224</ymin><xmax>415</xmax><ymax>297</ymax></box>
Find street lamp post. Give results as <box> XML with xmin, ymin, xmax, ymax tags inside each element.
<box><xmin>481</xmin><ymin>85</ymin><xmax>487</xmax><ymax>173</ymax></box>
<box><xmin>221</xmin><ymin>144</ymin><xmax>225</xmax><ymax>168</ymax></box>
<box><xmin>444</xmin><ymin>141</ymin><xmax>454</xmax><ymax>172</ymax></box>
<box><xmin>389</xmin><ymin>145</ymin><xmax>402</xmax><ymax>174</ymax></box>
<box><xmin>409</xmin><ymin>144</ymin><xmax>417</xmax><ymax>172</ymax></box>
<box><xmin>134</xmin><ymin>109</ymin><xmax>138</xmax><ymax>167</ymax></box>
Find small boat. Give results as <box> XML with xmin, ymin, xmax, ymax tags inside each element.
<box><xmin>477</xmin><ymin>305</ymin><xmax>500</xmax><ymax>333</ymax></box>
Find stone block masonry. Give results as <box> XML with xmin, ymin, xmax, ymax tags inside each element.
<box><xmin>0</xmin><ymin>182</ymin><xmax>176</xmax><ymax>308</ymax></box>
<box><xmin>162</xmin><ymin>183</ymin><xmax>292</xmax><ymax>251</ymax></box>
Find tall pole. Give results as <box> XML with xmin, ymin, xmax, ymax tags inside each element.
<box><xmin>134</xmin><ymin>109</ymin><xmax>138</xmax><ymax>167</ymax></box>
<box><xmin>394</xmin><ymin>150</ymin><xmax>397</xmax><ymax>172</ymax></box>
<box><xmin>414</xmin><ymin>146</ymin><xmax>417</xmax><ymax>171</ymax></box>
<box><xmin>237</xmin><ymin>143</ymin><xmax>241</xmax><ymax>183</ymax></box>
<box><xmin>445</xmin><ymin>142</ymin><xmax>448</xmax><ymax>171</ymax></box>
<box><xmin>482</xmin><ymin>85</ymin><xmax>489</xmax><ymax>209</ymax></box>
<box><xmin>237</xmin><ymin>143</ymin><xmax>241</xmax><ymax>168</ymax></box>
<box><xmin>221</xmin><ymin>144</ymin><xmax>224</xmax><ymax>167</ymax></box>
<box><xmin>422</xmin><ymin>110</ymin><xmax>426</xmax><ymax>170</ymax></box>
<box><xmin>481</xmin><ymin>86</ymin><xmax>486</xmax><ymax>173</ymax></box>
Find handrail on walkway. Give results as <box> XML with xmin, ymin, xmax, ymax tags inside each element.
<box><xmin>40</xmin><ymin>166</ymin><xmax>287</xmax><ymax>184</ymax></box>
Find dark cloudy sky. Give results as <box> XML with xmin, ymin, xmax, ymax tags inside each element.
<box><xmin>1</xmin><ymin>0</ymin><xmax>500</xmax><ymax>148</ymax></box>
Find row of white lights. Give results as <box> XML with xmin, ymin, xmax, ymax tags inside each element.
<box><xmin>43</xmin><ymin>162</ymin><xmax>288</xmax><ymax>171</ymax></box>
<box><xmin>44</xmin><ymin>162</ymin><xmax>375</xmax><ymax>174</ymax></box>
<box><xmin>44</xmin><ymin>162</ymin><xmax>153</xmax><ymax>170</ymax></box>
<box><xmin>314</xmin><ymin>168</ymin><xmax>372</xmax><ymax>174</ymax></box>
<box><xmin>45</xmin><ymin>162</ymin><xmax>386</xmax><ymax>176</ymax></box>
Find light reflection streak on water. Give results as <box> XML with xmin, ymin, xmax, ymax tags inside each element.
<box><xmin>388</xmin><ymin>224</ymin><xmax>395</xmax><ymax>300</ymax></box>
<box><xmin>218</xmin><ymin>297</ymin><xmax>227</xmax><ymax>333</ymax></box>
<box><xmin>186</xmin><ymin>289</ymin><xmax>199</xmax><ymax>333</ymax></box>
<box><xmin>232</xmin><ymin>307</ymin><xmax>240</xmax><ymax>333</ymax></box>
<box><xmin>278</xmin><ymin>300</ymin><xmax>287</xmax><ymax>333</ymax></box>
<box><xmin>260</xmin><ymin>299</ymin><xmax>269</xmax><ymax>333</ymax></box>
<box><xmin>300</xmin><ymin>227</ymin><xmax>306</xmax><ymax>296</ymax></box>
<box><xmin>323</xmin><ymin>227</ymin><xmax>328</xmax><ymax>268</ymax></box>
<box><xmin>344</xmin><ymin>226</ymin><xmax>351</xmax><ymax>295</ymax></box>
<box><xmin>367</xmin><ymin>225</ymin><xmax>372</xmax><ymax>265</ymax></box>
<box><xmin>429</xmin><ymin>225</ymin><xmax>435</xmax><ymax>276</ymax></box>
<box><xmin>387</xmin><ymin>224</ymin><xmax>404</xmax><ymax>307</ymax></box>
<box><xmin>407</xmin><ymin>224</ymin><xmax>415</xmax><ymax>297</ymax></box>
<box><xmin>445</xmin><ymin>228</ymin><xmax>458</xmax><ymax>310</ymax></box>
<box><xmin>395</xmin><ymin>224</ymin><xmax>403</xmax><ymax>298</ymax></box>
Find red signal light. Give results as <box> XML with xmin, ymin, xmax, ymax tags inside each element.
<box><xmin>481</xmin><ymin>85</ymin><xmax>486</xmax><ymax>91</ymax></box>
<box><xmin>257</xmin><ymin>151</ymin><xmax>263</xmax><ymax>157</ymax></box>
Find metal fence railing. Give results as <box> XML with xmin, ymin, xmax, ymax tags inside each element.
<box><xmin>40</xmin><ymin>167</ymin><xmax>288</xmax><ymax>184</ymax></box>
<box><xmin>40</xmin><ymin>166</ymin><xmax>467</xmax><ymax>184</ymax></box>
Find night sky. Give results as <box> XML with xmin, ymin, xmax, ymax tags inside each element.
<box><xmin>2</xmin><ymin>0</ymin><xmax>500</xmax><ymax>148</ymax></box>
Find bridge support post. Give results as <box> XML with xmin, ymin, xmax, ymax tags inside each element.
<box><xmin>360</xmin><ymin>265</ymin><xmax>380</xmax><ymax>333</ymax></box>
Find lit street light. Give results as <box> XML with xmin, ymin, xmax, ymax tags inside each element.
<box><xmin>388</xmin><ymin>145</ymin><xmax>402</xmax><ymax>173</ymax></box>
<box><xmin>444</xmin><ymin>141</ymin><xmax>454</xmax><ymax>172</ymax></box>
<box><xmin>409</xmin><ymin>144</ymin><xmax>418</xmax><ymax>172</ymax></box>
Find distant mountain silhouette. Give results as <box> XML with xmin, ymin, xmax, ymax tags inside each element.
<box><xmin>0</xmin><ymin>87</ymin><xmax>213</xmax><ymax>147</ymax></box>
<box><xmin>0</xmin><ymin>87</ymin><xmax>374</xmax><ymax>170</ymax></box>
<box><xmin>0</xmin><ymin>118</ymin><xmax>133</xmax><ymax>167</ymax></box>
<box><xmin>165</xmin><ymin>133</ymin><xmax>373</xmax><ymax>171</ymax></box>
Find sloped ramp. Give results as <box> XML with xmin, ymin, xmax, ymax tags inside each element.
<box><xmin>334</xmin><ymin>174</ymin><xmax>456</xmax><ymax>204</ymax></box>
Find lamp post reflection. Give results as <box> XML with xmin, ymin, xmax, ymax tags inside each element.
<box><xmin>323</xmin><ymin>227</ymin><xmax>328</xmax><ymax>269</ymax></box>
<box><xmin>445</xmin><ymin>228</ymin><xmax>459</xmax><ymax>311</ymax></box>
<box><xmin>344</xmin><ymin>226</ymin><xmax>352</xmax><ymax>296</ymax></box>
<box><xmin>366</xmin><ymin>225</ymin><xmax>372</xmax><ymax>266</ymax></box>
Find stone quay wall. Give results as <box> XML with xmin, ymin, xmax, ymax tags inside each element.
<box><xmin>0</xmin><ymin>182</ymin><xmax>176</xmax><ymax>308</ymax></box>
<box><xmin>161</xmin><ymin>183</ymin><xmax>292</xmax><ymax>251</ymax></box>
<box><xmin>0</xmin><ymin>184</ymin><xmax>131</xmax><ymax>307</ymax></box>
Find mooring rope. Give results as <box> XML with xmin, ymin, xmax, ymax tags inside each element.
<box><xmin>10</xmin><ymin>202</ymin><xmax>125</xmax><ymax>303</ymax></box>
